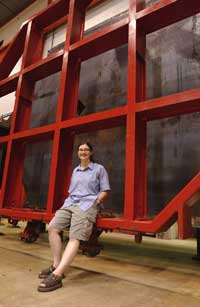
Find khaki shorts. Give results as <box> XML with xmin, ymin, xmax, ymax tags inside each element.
<box><xmin>48</xmin><ymin>203</ymin><xmax>98</xmax><ymax>241</ymax></box>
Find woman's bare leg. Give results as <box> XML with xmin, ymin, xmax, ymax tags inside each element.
<box><xmin>48</xmin><ymin>227</ymin><xmax>63</xmax><ymax>268</ymax></box>
<box><xmin>53</xmin><ymin>239</ymin><xmax>80</xmax><ymax>277</ymax></box>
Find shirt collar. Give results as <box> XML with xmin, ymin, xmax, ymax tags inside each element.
<box><xmin>76</xmin><ymin>162</ymin><xmax>94</xmax><ymax>171</ymax></box>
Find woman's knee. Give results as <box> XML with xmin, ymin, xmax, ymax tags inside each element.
<box><xmin>47</xmin><ymin>224</ymin><xmax>60</xmax><ymax>234</ymax></box>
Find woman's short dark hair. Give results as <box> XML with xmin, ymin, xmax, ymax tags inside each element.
<box><xmin>77</xmin><ymin>142</ymin><xmax>94</xmax><ymax>162</ymax></box>
<box><xmin>77</xmin><ymin>142</ymin><xmax>93</xmax><ymax>152</ymax></box>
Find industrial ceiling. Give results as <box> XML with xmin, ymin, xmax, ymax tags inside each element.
<box><xmin>0</xmin><ymin>0</ymin><xmax>35</xmax><ymax>27</ymax></box>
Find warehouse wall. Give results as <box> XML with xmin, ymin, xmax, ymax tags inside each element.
<box><xmin>0</xmin><ymin>0</ymin><xmax>48</xmax><ymax>46</ymax></box>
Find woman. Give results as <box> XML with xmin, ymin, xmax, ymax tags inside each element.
<box><xmin>38</xmin><ymin>142</ymin><xmax>110</xmax><ymax>292</ymax></box>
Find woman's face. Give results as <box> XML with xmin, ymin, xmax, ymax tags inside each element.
<box><xmin>78</xmin><ymin>144</ymin><xmax>92</xmax><ymax>163</ymax></box>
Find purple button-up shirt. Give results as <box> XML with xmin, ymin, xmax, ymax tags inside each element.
<box><xmin>62</xmin><ymin>162</ymin><xmax>110</xmax><ymax>211</ymax></box>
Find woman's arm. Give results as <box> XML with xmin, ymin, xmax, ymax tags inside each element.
<box><xmin>96</xmin><ymin>191</ymin><xmax>109</xmax><ymax>205</ymax></box>
<box><xmin>96</xmin><ymin>165</ymin><xmax>110</xmax><ymax>205</ymax></box>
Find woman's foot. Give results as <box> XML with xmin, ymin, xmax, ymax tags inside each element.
<box><xmin>37</xmin><ymin>273</ymin><xmax>63</xmax><ymax>292</ymax></box>
<box><xmin>38</xmin><ymin>265</ymin><xmax>65</xmax><ymax>279</ymax></box>
<box><xmin>38</xmin><ymin>265</ymin><xmax>56</xmax><ymax>279</ymax></box>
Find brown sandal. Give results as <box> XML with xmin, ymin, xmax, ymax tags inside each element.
<box><xmin>38</xmin><ymin>265</ymin><xmax>55</xmax><ymax>279</ymax></box>
<box><xmin>38</xmin><ymin>273</ymin><xmax>63</xmax><ymax>292</ymax></box>
<box><xmin>38</xmin><ymin>265</ymin><xmax>65</xmax><ymax>279</ymax></box>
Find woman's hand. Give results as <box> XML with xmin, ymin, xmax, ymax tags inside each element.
<box><xmin>96</xmin><ymin>191</ymin><xmax>109</xmax><ymax>205</ymax></box>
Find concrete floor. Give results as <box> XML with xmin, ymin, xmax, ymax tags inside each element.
<box><xmin>0</xmin><ymin>220</ymin><xmax>200</xmax><ymax>307</ymax></box>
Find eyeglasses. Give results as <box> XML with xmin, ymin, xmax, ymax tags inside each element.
<box><xmin>78</xmin><ymin>148</ymin><xmax>90</xmax><ymax>152</ymax></box>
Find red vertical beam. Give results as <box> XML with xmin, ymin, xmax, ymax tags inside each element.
<box><xmin>0</xmin><ymin>141</ymin><xmax>11</xmax><ymax>209</ymax></box>
<box><xmin>23</xmin><ymin>21</ymin><xmax>44</xmax><ymax>68</ymax></box>
<box><xmin>47</xmin><ymin>0</ymin><xmax>88</xmax><ymax>217</ymax></box>
<box><xmin>124</xmin><ymin>0</ymin><xmax>137</xmax><ymax>220</ymax></box>
<box><xmin>56</xmin><ymin>0</ymin><xmax>87</xmax><ymax>122</ymax></box>
<box><xmin>56</xmin><ymin>0</ymin><xmax>91</xmax><ymax>121</ymax></box>
<box><xmin>9</xmin><ymin>75</ymin><xmax>22</xmax><ymax>134</ymax></box>
<box><xmin>14</xmin><ymin>77</ymin><xmax>34</xmax><ymax>132</ymax></box>
<box><xmin>69</xmin><ymin>0</ymin><xmax>90</xmax><ymax>45</ymax></box>
<box><xmin>59</xmin><ymin>0</ymin><xmax>90</xmax><ymax>120</ymax></box>
<box><xmin>50</xmin><ymin>132</ymin><xmax>74</xmax><ymax>213</ymax></box>
<box><xmin>178</xmin><ymin>205</ymin><xmax>193</xmax><ymax>239</ymax></box>
<box><xmin>46</xmin><ymin>129</ymin><xmax>60</xmax><ymax>218</ymax></box>
<box><xmin>63</xmin><ymin>56</ymin><xmax>81</xmax><ymax>120</ymax></box>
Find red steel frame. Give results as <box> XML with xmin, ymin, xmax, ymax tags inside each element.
<box><xmin>0</xmin><ymin>0</ymin><xmax>200</xmax><ymax>239</ymax></box>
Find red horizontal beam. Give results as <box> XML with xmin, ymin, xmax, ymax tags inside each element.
<box><xmin>136</xmin><ymin>0</ymin><xmax>200</xmax><ymax>35</ymax></box>
<box><xmin>1</xmin><ymin>108</ymin><xmax>126</xmax><ymax>144</ymax></box>
<box><xmin>0</xmin><ymin>73</ymin><xmax>19</xmax><ymax>97</ymax></box>
<box><xmin>70</xmin><ymin>17</ymin><xmax>129</xmax><ymax>61</ymax></box>
<box><xmin>0</xmin><ymin>208</ymin><xmax>46</xmax><ymax>221</ymax></box>
<box><xmin>23</xmin><ymin>50</ymin><xmax>64</xmax><ymax>81</ymax></box>
<box><xmin>0</xmin><ymin>207</ymin><xmax>149</xmax><ymax>226</ymax></box>
<box><xmin>12</xmin><ymin>124</ymin><xmax>55</xmax><ymax>143</ymax></box>
<box><xmin>60</xmin><ymin>106</ymin><xmax>127</xmax><ymax>133</ymax></box>
<box><xmin>0</xmin><ymin>136</ymin><xmax>9</xmax><ymax>145</ymax></box>
<box><xmin>135</xmin><ymin>88</ymin><xmax>200</xmax><ymax>120</ymax></box>
<box><xmin>1</xmin><ymin>170</ymin><xmax>199</xmax><ymax>231</ymax></box>
<box><xmin>97</xmin><ymin>217</ymin><xmax>151</xmax><ymax>230</ymax></box>
<box><xmin>34</xmin><ymin>0</ymin><xmax>70</xmax><ymax>29</ymax></box>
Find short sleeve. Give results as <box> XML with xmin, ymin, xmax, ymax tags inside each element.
<box><xmin>99</xmin><ymin>165</ymin><xmax>110</xmax><ymax>192</ymax></box>
<box><xmin>68</xmin><ymin>168</ymin><xmax>76</xmax><ymax>193</ymax></box>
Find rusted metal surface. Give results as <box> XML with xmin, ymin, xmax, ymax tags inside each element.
<box><xmin>0</xmin><ymin>0</ymin><xmax>200</xmax><ymax>240</ymax></box>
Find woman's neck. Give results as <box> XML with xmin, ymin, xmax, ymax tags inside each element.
<box><xmin>80</xmin><ymin>160</ymin><xmax>90</xmax><ymax>168</ymax></box>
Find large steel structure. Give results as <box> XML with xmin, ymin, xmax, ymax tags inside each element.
<box><xmin>0</xmin><ymin>0</ymin><xmax>200</xmax><ymax>244</ymax></box>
